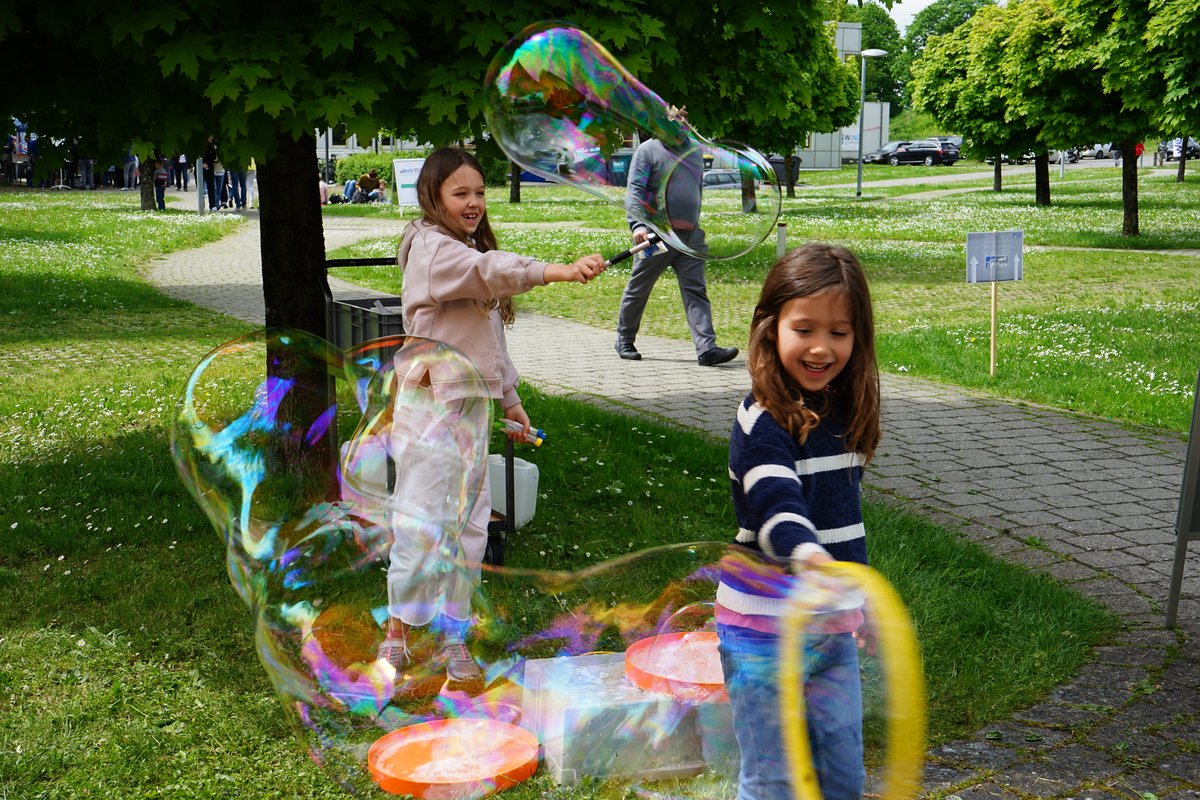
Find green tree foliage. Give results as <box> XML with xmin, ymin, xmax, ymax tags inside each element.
<box><xmin>909</xmin><ymin>5</ymin><xmax>1038</xmax><ymax>190</ymax></box>
<box><xmin>1147</xmin><ymin>0</ymin><xmax>1200</xmax><ymax>182</ymax></box>
<box><xmin>859</xmin><ymin>3</ymin><xmax>905</xmax><ymax>108</ymax></box>
<box><xmin>1058</xmin><ymin>0</ymin><xmax>1163</xmax><ymax>235</ymax></box>
<box><xmin>2</xmin><ymin>1</ymin><xmax>855</xmax><ymax>335</ymax></box>
<box><xmin>896</xmin><ymin>0</ymin><xmax>996</xmax><ymax>105</ymax></box>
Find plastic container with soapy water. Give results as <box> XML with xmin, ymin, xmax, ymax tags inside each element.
<box><xmin>488</xmin><ymin>454</ymin><xmax>539</xmax><ymax>528</ymax></box>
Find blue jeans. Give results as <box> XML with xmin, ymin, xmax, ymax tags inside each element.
<box><xmin>154</xmin><ymin>184</ymin><xmax>166</xmax><ymax>211</ymax></box>
<box><xmin>718</xmin><ymin>624</ymin><xmax>864</xmax><ymax>800</ymax></box>
<box><xmin>205</xmin><ymin>172</ymin><xmax>219</xmax><ymax>210</ymax></box>
<box><xmin>228</xmin><ymin>170</ymin><xmax>247</xmax><ymax>209</ymax></box>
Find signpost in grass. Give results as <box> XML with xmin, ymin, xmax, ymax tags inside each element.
<box><xmin>1167</xmin><ymin>368</ymin><xmax>1200</xmax><ymax>628</ymax></box>
<box><xmin>967</xmin><ymin>231</ymin><xmax>1024</xmax><ymax>376</ymax></box>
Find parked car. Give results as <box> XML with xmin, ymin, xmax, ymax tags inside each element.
<box><xmin>702</xmin><ymin>169</ymin><xmax>744</xmax><ymax>189</ymax></box>
<box><xmin>1164</xmin><ymin>137</ymin><xmax>1200</xmax><ymax>161</ymax></box>
<box><xmin>931</xmin><ymin>135</ymin><xmax>963</xmax><ymax>152</ymax></box>
<box><xmin>886</xmin><ymin>140</ymin><xmax>959</xmax><ymax>166</ymax></box>
<box><xmin>1052</xmin><ymin>148</ymin><xmax>1080</xmax><ymax>163</ymax></box>
<box><xmin>985</xmin><ymin>152</ymin><xmax>1036</xmax><ymax>165</ymax></box>
<box><xmin>861</xmin><ymin>140</ymin><xmax>912</xmax><ymax>164</ymax></box>
<box><xmin>1079</xmin><ymin>143</ymin><xmax>1114</xmax><ymax>159</ymax></box>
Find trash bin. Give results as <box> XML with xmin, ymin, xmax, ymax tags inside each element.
<box><xmin>327</xmin><ymin>296</ymin><xmax>404</xmax><ymax>352</ymax></box>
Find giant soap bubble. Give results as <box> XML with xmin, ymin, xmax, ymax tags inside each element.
<box><xmin>484</xmin><ymin>22</ymin><xmax>782</xmax><ymax>261</ymax></box>
<box><xmin>172</xmin><ymin>330</ymin><xmax>924</xmax><ymax>798</ymax></box>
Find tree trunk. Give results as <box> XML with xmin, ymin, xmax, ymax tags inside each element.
<box><xmin>1034</xmin><ymin>153</ymin><xmax>1050</xmax><ymax>206</ymax></box>
<box><xmin>741</xmin><ymin>175</ymin><xmax>757</xmax><ymax>213</ymax></box>
<box><xmin>509</xmin><ymin>160</ymin><xmax>521</xmax><ymax>203</ymax></box>
<box><xmin>993</xmin><ymin>157</ymin><xmax>1002</xmax><ymax>192</ymax></box>
<box><xmin>1119</xmin><ymin>139</ymin><xmax>1139</xmax><ymax>237</ymax></box>
<box><xmin>259</xmin><ymin>130</ymin><xmax>328</xmax><ymax>334</ymax></box>
<box><xmin>139</xmin><ymin>164</ymin><xmax>155</xmax><ymax>210</ymax></box>
<box><xmin>257</xmin><ymin>128</ymin><xmax>337</xmax><ymax>495</ymax></box>
<box><xmin>1178</xmin><ymin>133</ymin><xmax>1188</xmax><ymax>184</ymax></box>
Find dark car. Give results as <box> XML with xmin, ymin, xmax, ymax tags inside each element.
<box><xmin>861</xmin><ymin>140</ymin><xmax>912</xmax><ymax>164</ymax></box>
<box><xmin>886</xmin><ymin>140</ymin><xmax>959</xmax><ymax>166</ymax></box>
<box><xmin>932</xmin><ymin>135</ymin><xmax>963</xmax><ymax>153</ymax></box>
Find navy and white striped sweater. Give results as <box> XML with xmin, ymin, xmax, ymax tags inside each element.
<box><xmin>719</xmin><ymin>394</ymin><xmax>867</xmax><ymax>617</ymax></box>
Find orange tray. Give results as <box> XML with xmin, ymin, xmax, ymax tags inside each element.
<box><xmin>368</xmin><ymin>718</ymin><xmax>538</xmax><ymax>798</ymax></box>
<box><xmin>625</xmin><ymin>631</ymin><xmax>727</xmax><ymax>703</ymax></box>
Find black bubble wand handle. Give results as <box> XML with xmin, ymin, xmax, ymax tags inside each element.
<box><xmin>605</xmin><ymin>232</ymin><xmax>662</xmax><ymax>267</ymax></box>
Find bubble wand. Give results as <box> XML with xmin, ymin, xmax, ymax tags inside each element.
<box><xmin>497</xmin><ymin>418</ymin><xmax>546</xmax><ymax>447</ymax></box>
<box><xmin>604</xmin><ymin>232</ymin><xmax>663</xmax><ymax>267</ymax></box>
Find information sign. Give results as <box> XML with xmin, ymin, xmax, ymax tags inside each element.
<box><xmin>966</xmin><ymin>231</ymin><xmax>1024</xmax><ymax>283</ymax></box>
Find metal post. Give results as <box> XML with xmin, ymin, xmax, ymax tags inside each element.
<box><xmin>196</xmin><ymin>155</ymin><xmax>205</xmax><ymax>215</ymax></box>
<box><xmin>1166</xmin><ymin>368</ymin><xmax>1200</xmax><ymax>627</ymax></box>
<box><xmin>854</xmin><ymin>49</ymin><xmax>887</xmax><ymax>199</ymax></box>
<box><xmin>989</xmin><ymin>281</ymin><xmax>998</xmax><ymax>376</ymax></box>
<box><xmin>776</xmin><ymin>222</ymin><xmax>787</xmax><ymax>261</ymax></box>
<box><xmin>323</xmin><ymin>128</ymin><xmax>331</xmax><ymax>183</ymax></box>
<box><xmin>856</xmin><ymin>56</ymin><xmax>867</xmax><ymax>199</ymax></box>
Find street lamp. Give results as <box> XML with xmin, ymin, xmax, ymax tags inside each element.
<box><xmin>856</xmin><ymin>48</ymin><xmax>888</xmax><ymax>199</ymax></box>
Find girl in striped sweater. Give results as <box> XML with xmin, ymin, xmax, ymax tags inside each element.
<box><xmin>717</xmin><ymin>243</ymin><xmax>881</xmax><ymax>800</ymax></box>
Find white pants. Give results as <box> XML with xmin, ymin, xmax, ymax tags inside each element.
<box><xmin>385</xmin><ymin>395</ymin><xmax>490</xmax><ymax>627</ymax></box>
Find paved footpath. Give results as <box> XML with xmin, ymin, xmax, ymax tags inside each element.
<box><xmin>147</xmin><ymin>212</ymin><xmax>1200</xmax><ymax>799</ymax></box>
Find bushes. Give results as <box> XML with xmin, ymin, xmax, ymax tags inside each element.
<box><xmin>476</xmin><ymin>152</ymin><xmax>512</xmax><ymax>187</ymax></box>
<box><xmin>332</xmin><ymin>150</ymin><xmax>429</xmax><ymax>187</ymax></box>
<box><xmin>326</xmin><ymin>148</ymin><xmax>512</xmax><ymax>191</ymax></box>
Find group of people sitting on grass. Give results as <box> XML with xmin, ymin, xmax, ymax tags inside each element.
<box><xmin>321</xmin><ymin>168</ymin><xmax>389</xmax><ymax>205</ymax></box>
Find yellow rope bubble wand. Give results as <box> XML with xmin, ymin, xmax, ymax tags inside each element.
<box><xmin>780</xmin><ymin>561</ymin><xmax>926</xmax><ymax>800</ymax></box>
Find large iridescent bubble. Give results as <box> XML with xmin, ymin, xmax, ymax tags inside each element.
<box><xmin>172</xmin><ymin>331</ymin><xmax>924</xmax><ymax>798</ymax></box>
<box><xmin>484</xmin><ymin>22</ymin><xmax>782</xmax><ymax>261</ymax></box>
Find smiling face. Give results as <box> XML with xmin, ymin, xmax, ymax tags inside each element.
<box><xmin>774</xmin><ymin>288</ymin><xmax>855</xmax><ymax>394</ymax></box>
<box><xmin>437</xmin><ymin>164</ymin><xmax>486</xmax><ymax>239</ymax></box>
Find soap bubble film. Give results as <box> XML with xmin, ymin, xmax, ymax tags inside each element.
<box><xmin>172</xmin><ymin>330</ymin><xmax>923</xmax><ymax>798</ymax></box>
<box><xmin>484</xmin><ymin>22</ymin><xmax>781</xmax><ymax>261</ymax></box>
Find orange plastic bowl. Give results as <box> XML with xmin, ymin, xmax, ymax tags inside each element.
<box><xmin>625</xmin><ymin>631</ymin><xmax>728</xmax><ymax>703</ymax></box>
<box><xmin>367</xmin><ymin>718</ymin><xmax>538</xmax><ymax>798</ymax></box>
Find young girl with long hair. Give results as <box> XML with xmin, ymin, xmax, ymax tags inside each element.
<box><xmin>717</xmin><ymin>242</ymin><xmax>881</xmax><ymax>799</ymax></box>
<box><xmin>379</xmin><ymin>147</ymin><xmax>606</xmax><ymax>690</ymax></box>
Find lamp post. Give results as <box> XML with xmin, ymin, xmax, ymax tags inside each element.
<box><xmin>856</xmin><ymin>48</ymin><xmax>888</xmax><ymax>199</ymax></box>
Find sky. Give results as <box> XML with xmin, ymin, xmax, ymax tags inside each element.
<box><xmin>888</xmin><ymin>0</ymin><xmax>938</xmax><ymax>33</ymax></box>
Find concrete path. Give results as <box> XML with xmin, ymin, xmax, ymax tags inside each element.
<box><xmin>145</xmin><ymin>212</ymin><xmax>1200</xmax><ymax>799</ymax></box>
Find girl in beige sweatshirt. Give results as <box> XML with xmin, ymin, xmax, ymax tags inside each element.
<box><xmin>380</xmin><ymin>147</ymin><xmax>605</xmax><ymax>691</ymax></box>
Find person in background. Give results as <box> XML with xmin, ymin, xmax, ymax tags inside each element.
<box><xmin>173</xmin><ymin>152</ymin><xmax>189</xmax><ymax>191</ymax></box>
<box><xmin>202</xmin><ymin>136</ymin><xmax>220</xmax><ymax>211</ymax></box>
<box><xmin>123</xmin><ymin>147</ymin><xmax>139</xmax><ymax>191</ymax></box>
<box><xmin>152</xmin><ymin>158</ymin><xmax>170</xmax><ymax>211</ymax></box>
<box><xmin>718</xmin><ymin>242</ymin><xmax>882</xmax><ymax>800</ymax></box>
<box><xmin>355</xmin><ymin>168</ymin><xmax>384</xmax><ymax>203</ymax></box>
<box><xmin>246</xmin><ymin>157</ymin><xmax>257</xmax><ymax>209</ymax></box>
<box><xmin>615</xmin><ymin>105</ymin><xmax>739</xmax><ymax>367</ymax></box>
<box><xmin>227</xmin><ymin>160</ymin><xmax>247</xmax><ymax>211</ymax></box>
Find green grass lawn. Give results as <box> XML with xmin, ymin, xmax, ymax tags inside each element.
<box><xmin>331</xmin><ymin>168</ymin><xmax>1200</xmax><ymax>432</ymax></box>
<box><xmin>0</xmin><ymin>180</ymin><xmax>1150</xmax><ymax>798</ymax></box>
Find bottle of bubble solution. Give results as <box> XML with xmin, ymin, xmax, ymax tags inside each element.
<box><xmin>498</xmin><ymin>418</ymin><xmax>546</xmax><ymax>447</ymax></box>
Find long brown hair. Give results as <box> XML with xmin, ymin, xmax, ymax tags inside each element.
<box><xmin>746</xmin><ymin>243</ymin><xmax>881</xmax><ymax>462</ymax></box>
<box><xmin>413</xmin><ymin>147</ymin><xmax>514</xmax><ymax>324</ymax></box>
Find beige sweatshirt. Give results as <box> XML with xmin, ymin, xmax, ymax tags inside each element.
<box><xmin>398</xmin><ymin>219</ymin><xmax>548</xmax><ymax>407</ymax></box>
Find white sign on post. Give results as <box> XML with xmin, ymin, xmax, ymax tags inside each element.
<box><xmin>966</xmin><ymin>231</ymin><xmax>1024</xmax><ymax>376</ymax></box>
<box><xmin>966</xmin><ymin>231</ymin><xmax>1024</xmax><ymax>283</ymax></box>
<box><xmin>392</xmin><ymin>158</ymin><xmax>424</xmax><ymax>207</ymax></box>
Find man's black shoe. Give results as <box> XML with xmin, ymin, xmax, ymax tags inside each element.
<box><xmin>615</xmin><ymin>341</ymin><xmax>642</xmax><ymax>361</ymax></box>
<box><xmin>698</xmin><ymin>346</ymin><xmax>739</xmax><ymax>366</ymax></box>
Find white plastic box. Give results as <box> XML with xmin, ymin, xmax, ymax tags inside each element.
<box><xmin>519</xmin><ymin>652</ymin><xmax>706</xmax><ymax>785</ymax></box>
<box><xmin>488</xmin><ymin>453</ymin><xmax>538</xmax><ymax>528</ymax></box>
